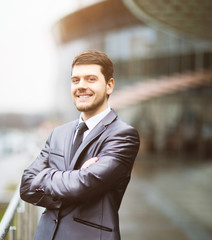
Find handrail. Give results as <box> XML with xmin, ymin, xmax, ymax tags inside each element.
<box><xmin>0</xmin><ymin>184</ymin><xmax>38</xmax><ymax>240</ymax></box>
<box><xmin>0</xmin><ymin>187</ymin><xmax>20</xmax><ymax>240</ymax></box>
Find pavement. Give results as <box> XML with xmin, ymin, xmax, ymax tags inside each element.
<box><xmin>119</xmin><ymin>155</ymin><xmax>212</xmax><ymax>240</ymax></box>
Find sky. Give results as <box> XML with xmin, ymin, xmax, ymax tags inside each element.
<box><xmin>0</xmin><ymin>0</ymin><xmax>99</xmax><ymax>114</ymax></box>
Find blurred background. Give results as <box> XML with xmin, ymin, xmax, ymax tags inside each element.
<box><xmin>0</xmin><ymin>0</ymin><xmax>212</xmax><ymax>239</ymax></box>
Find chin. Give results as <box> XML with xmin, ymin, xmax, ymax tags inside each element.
<box><xmin>76</xmin><ymin>103</ymin><xmax>92</xmax><ymax>112</ymax></box>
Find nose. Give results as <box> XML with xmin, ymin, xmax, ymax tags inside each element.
<box><xmin>78</xmin><ymin>78</ymin><xmax>88</xmax><ymax>89</ymax></box>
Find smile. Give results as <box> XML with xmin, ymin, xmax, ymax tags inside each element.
<box><xmin>76</xmin><ymin>94</ymin><xmax>93</xmax><ymax>102</ymax></box>
<box><xmin>78</xmin><ymin>95</ymin><xmax>91</xmax><ymax>98</ymax></box>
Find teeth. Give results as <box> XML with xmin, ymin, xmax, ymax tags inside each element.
<box><xmin>79</xmin><ymin>95</ymin><xmax>90</xmax><ymax>98</ymax></box>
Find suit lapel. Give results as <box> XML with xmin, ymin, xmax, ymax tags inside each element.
<box><xmin>68</xmin><ymin>109</ymin><xmax>118</xmax><ymax>170</ymax></box>
<box><xmin>69</xmin><ymin>122</ymin><xmax>105</xmax><ymax>170</ymax></box>
<box><xmin>64</xmin><ymin>120</ymin><xmax>78</xmax><ymax>170</ymax></box>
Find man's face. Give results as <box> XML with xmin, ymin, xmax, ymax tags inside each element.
<box><xmin>71</xmin><ymin>64</ymin><xmax>114</xmax><ymax>120</ymax></box>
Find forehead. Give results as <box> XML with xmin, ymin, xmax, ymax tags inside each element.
<box><xmin>72</xmin><ymin>64</ymin><xmax>102</xmax><ymax>77</ymax></box>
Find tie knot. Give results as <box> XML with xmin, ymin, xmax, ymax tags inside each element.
<box><xmin>78</xmin><ymin>122</ymin><xmax>88</xmax><ymax>133</ymax></box>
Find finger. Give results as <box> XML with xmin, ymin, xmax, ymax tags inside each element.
<box><xmin>93</xmin><ymin>157</ymin><xmax>98</xmax><ymax>162</ymax></box>
<box><xmin>81</xmin><ymin>157</ymin><xmax>98</xmax><ymax>169</ymax></box>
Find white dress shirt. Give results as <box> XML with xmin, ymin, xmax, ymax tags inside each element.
<box><xmin>74</xmin><ymin>107</ymin><xmax>111</xmax><ymax>142</ymax></box>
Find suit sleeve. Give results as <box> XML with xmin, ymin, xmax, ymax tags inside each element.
<box><xmin>27</xmin><ymin>126</ymin><xmax>140</xmax><ymax>203</ymax></box>
<box><xmin>20</xmin><ymin>131</ymin><xmax>62</xmax><ymax>209</ymax></box>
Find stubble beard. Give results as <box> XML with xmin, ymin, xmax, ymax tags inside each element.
<box><xmin>74</xmin><ymin>94</ymin><xmax>107</xmax><ymax>114</ymax></box>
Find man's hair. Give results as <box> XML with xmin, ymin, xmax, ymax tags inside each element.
<box><xmin>71</xmin><ymin>50</ymin><xmax>114</xmax><ymax>83</ymax></box>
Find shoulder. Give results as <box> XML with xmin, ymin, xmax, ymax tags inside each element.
<box><xmin>101</xmin><ymin>116</ymin><xmax>140</xmax><ymax>155</ymax></box>
<box><xmin>55</xmin><ymin>120</ymin><xmax>77</xmax><ymax>130</ymax></box>
<box><xmin>103</xmin><ymin>109</ymin><xmax>139</xmax><ymax>137</ymax></box>
<box><xmin>51</xmin><ymin>120</ymin><xmax>77</xmax><ymax>136</ymax></box>
<box><xmin>105</xmin><ymin>114</ymin><xmax>140</xmax><ymax>143</ymax></box>
<box><xmin>115</xmin><ymin>118</ymin><xmax>139</xmax><ymax>136</ymax></box>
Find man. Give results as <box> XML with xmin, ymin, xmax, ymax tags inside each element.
<box><xmin>20</xmin><ymin>50</ymin><xmax>140</xmax><ymax>240</ymax></box>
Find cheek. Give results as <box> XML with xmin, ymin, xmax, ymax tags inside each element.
<box><xmin>96</xmin><ymin>84</ymin><xmax>106</xmax><ymax>93</ymax></box>
<box><xmin>71</xmin><ymin>85</ymin><xmax>76</xmax><ymax>95</ymax></box>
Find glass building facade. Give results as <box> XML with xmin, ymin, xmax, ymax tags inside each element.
<box><xmin>55</xmin><ymin>4</ymin><xmax>212</xmax><ymax>158</ymax></box>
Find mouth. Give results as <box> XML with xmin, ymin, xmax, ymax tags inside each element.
<box><xmin>78</xmin><ymin>95</ymin><xmax>91</xmax><ymax>98</ymax></box>
<box><xmin>76</xmin><ymin>93</ymin><xmax>93</xmax><ymax>101</ymax></box>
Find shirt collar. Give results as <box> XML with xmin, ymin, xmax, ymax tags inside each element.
<box><xmin>79</xmin><ymin>107</ymin><xmax>111</xmax><ymax>132</ymax></box>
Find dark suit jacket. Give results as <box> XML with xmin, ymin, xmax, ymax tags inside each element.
<box><xmin>20</xmin><ymin>110</ymin><xmax>140</xmax><ymax>240</ymax></box>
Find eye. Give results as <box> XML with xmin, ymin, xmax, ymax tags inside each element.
<box><xmin>72</xmin><ymin>78</ymin><xmax>79</xmax><ymax>84</ymax></box>
<box><xmin>88</xmin><ymin>76</ymin><xmax>96</xmax><ymax>82</ymax></box>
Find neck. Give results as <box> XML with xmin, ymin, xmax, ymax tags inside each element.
<box><xmin>81</xmin><ymin>105</ymin><xmax>109</xmax><ymax>121</ymax></box>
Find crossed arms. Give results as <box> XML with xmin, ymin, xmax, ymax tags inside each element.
<box><xmin>20</xmin><ymin>127</ymin><xmax>140</xmax><ymax>209</ymax></box>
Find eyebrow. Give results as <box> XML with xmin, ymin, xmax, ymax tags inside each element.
<box><xmin>71</xmin><ymin>74</ymin><xmax>98</xmax><ymax>79</ymax></box>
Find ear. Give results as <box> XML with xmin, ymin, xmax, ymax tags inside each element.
<box><xmin>106</xmin><ymin>78</ymin><xmax>115</xmax><ymax>96</ymax></box>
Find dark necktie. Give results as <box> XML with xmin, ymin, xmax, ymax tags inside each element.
<box><xmin>71</xmin><ymin>122</ymin><xmax>88</xmax><ymax>158</ymax></box>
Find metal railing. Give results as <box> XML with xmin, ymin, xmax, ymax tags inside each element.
<box><xmin>0</xmin><ymin>186</ymin><xmax>38</xmax><ymax>240</ymax></box>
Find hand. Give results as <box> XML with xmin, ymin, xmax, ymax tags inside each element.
<box><xmin>81</xmin><ymin>157</ymin><xmax>98</xmax><ymax>170</ymax></box>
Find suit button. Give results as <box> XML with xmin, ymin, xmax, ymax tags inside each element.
<box><xmin>54</xmin><ymin>219</ymin><xmax>58</xmax><ymax>224</ymax></box>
